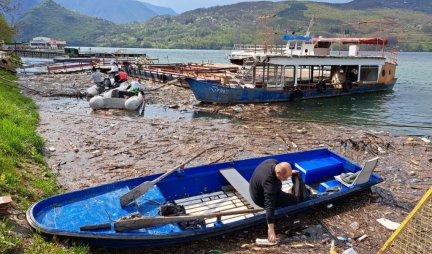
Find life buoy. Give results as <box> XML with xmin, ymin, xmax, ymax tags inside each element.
<box><xmin>342</xmin><ymin>80</ymin><xmax>353</xmax><ymax>92</ymax></box>
<box><xmin>316</xmin><ymin>80</ymin><xmax>327</xmax><ymax>93</ymax></box>
<box><xmin>289</xmin><ymin>89</ymin><xmax>304</xmax><ymax>101</ymax></box>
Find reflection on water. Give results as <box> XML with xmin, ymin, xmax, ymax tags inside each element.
<box><xmin>276</xmin><ymin>91</ymin><xmax>392</xmax><ymax>125</ymax></box>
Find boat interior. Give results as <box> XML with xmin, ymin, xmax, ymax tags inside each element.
<box><xmin>236</xmin><ymin>62</ymin><xmax>384</xmax><ymax>91</ymax></box>
<box><xmin>32</xmin><ymin>149</ymin><xmax>381</xmax><ymax>235</ymax></box>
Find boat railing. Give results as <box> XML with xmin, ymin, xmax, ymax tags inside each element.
<box><xmin>386</xmin><ymin>49</ymin><xmax>399</xmax><ymax>64</ymax></box>
<box><xmin>232</xmin><ymin>44</ymin><xmax>286</xmax><ymax>54</ymax></box>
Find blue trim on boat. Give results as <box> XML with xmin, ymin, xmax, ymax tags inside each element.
<box><xmin>186</xmin><ymin>78</ymin><xmax>396</xmax><ymax>104</ymax></box>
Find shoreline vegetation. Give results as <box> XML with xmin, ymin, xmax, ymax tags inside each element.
<box><xmin>0</xmin><ymin>69</ymin><xmax>88</xmax><ymax>253</ymax></box>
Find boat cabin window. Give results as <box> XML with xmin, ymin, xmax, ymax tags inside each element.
<box><xmin>283</xmin><ymin>65</ymin><xmax>295</xmax><ymax>87</ymax></box>
<box><xmin>265</xmin><ymin>64</ymin><xmax>283</xmax><ymax>87</ymax></box>
<box><xmin>297</xmin><ymin>65</ymin><xmax>312</xmax><ymax>84</ymax></box>
<box><xmin>360</xmin><ymin>65</ymin><xmax>379</xmax><ymax>81</ymax></box>
<box><xmin>314</xmin><ymin>41</ymin><xmax>331</xmax><ymax>49</ymax></box>
<box><xmin>288</xmin><ymin>42</ymin><xmax>295</xmax><ymax>50</ymax></box>
<box><xmin>346</xmin><ymin>66</ymin><xmax>359</xmax><ymax>82</ymax></box>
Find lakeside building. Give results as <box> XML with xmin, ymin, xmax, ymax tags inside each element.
<box><xmin>30</xmin><ymin>37</ymin><xmax>66</xmax><ymax>49</ymax></box>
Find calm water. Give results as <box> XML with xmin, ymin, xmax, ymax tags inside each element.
<box><xmin>145</xmin><ymin>50</ymin><xmax>431</xmax><ymax>136</ymax></box>
<box><xmin>23</xmin><ymin>50</ymin><xmax>432</xmax><ymax>136</ymax></box>
<box><xmin>273</xmin><ymin>52</ymin><xmax>432</xmax><ymax>136</ymax></box>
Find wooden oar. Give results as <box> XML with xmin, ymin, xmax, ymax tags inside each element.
<box><xmin>114</xmin><ymin>208</ymin><xmax>264</xmax><ymax>232</ymax></box>
<box><xmin>120</xmin><ymin>146</ymin><xmax>220</xmax><ymax>207</ymax></box>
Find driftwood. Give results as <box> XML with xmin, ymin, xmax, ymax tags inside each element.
<box><xmin>114</xmin><ymin>208</ymin><xmax>263</xmax><ymax>232</ymax></box>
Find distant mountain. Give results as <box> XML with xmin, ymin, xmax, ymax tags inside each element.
<box><xmin>3</xmin><ymin>0</ymin><xmax>39</xmax><ymax>24</ymax></box>
<box><xmin>138</xmin><ymin>1</ymin><xmax>177</xmax><ymax>16</ymax></box>
<box><xmin>15</xmin><ymin>0</ymin><xmax>114</xmax><ymax>45</ymax></box>
<box><xmin>54</xmin><ymin>0</ymin><xmax>174</xmax><ymax>24</ymax></box>
<box><xmin>340</xmin><ymin>0</ymin><xmax>432</xmax><ymax>14</ymax></box>
<box><xmin>3</xmin><ymin>0</ymin><xmax>176</xmax><ymax>25</ymax></box>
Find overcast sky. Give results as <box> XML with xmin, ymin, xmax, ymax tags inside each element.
<box><xmin>141</xmin><ymin>0</ymin><xmax>352</xmax><ymax>13</ymax></box>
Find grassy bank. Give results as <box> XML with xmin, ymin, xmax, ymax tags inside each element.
<box><xmin>0</xmin><ymin>69</ymin><xmax>88</xmax><ymax>253</ymax></box>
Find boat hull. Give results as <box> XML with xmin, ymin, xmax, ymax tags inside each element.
<box><xmin>27</xmin><ymin>149</ymin><xmax>382</xmax><ymax>248</ymax></box>
<box><xmin>186</xmin><ymin>78</ymin><xmax>396</xmax><ymax>104</ymax></box>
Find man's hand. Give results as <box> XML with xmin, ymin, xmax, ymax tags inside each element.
<box><xmin>292</xmin><ymin>169</ymin><xmax>299</xmax><ymax>174</ymax></box>
<box><xmin>267</xmin><ymin>223</ymin><xmax>278</xmax><ymax>243</ymax></box>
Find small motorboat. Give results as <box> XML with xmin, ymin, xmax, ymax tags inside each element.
<box><xmin>26</xmin><ymin>148</ymin><xmax>382</xmax><ymax>247</ymax></box>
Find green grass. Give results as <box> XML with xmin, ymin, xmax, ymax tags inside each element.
<box><xmin>0</xmin><ymin>69</ymin><xmax>89</xmax><ymax>253</ymax></box>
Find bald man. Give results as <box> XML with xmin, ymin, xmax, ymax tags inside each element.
<box><xmin>249</xmin><ymin>159</ymin><xmax>299</xmax><ymax>243</ymax></box>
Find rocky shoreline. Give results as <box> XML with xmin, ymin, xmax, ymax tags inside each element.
<box><xmin>19</xmin><ymin>73</ymin><xmax>432</xmax><ymax>253</ymax></box>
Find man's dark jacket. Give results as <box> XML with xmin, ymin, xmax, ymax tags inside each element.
<box><xmin>249</xmin><ymin>159</ymin><xmax>280</xmax><ymax>224</ymax></box>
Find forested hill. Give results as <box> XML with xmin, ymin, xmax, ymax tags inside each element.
<box><xmin>16</xmin><ymin>0</ymin><xmax>114</xmax><ymax>46</ymax></box>
<box><xmin>14</xmin><ymin>0</ymin><xmax>432</xmax><ymax>51</ymax></box>
<box><xmin>338</xmin><ymin>0</ymin><xmax>432</xmax><ymax>14</ymax></box>
<box><xmin>98</xmin><ymin>1</ymin><xmax>432</xmax><ymax>51</ymax></box>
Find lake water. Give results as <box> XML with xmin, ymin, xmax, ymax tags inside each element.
<box><xmin>22</xmin><ymin>50</ymin><xmax>432</xmax><ymax>136</ymax></box>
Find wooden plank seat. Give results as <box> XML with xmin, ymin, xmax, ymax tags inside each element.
<box><xmin>175</xmin><ymin>189</ymin><xmax>255</xmax><ymax>226</ymax></box>
<box><xmin>173</xmin><ymin>168</ymin><xmax>294</xmax><ymax>227</ymax></box>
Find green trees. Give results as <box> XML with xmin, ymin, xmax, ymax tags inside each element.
<box><xmin>0</xmin><ymin>0</ymin><xmax>14</xmax><ymax>42</ymax></box>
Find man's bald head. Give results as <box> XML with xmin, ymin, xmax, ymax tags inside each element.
<box><xmin>275</xmin><ymin>162</ymin><xmax>293</xmax><ymax>181</ymax></box>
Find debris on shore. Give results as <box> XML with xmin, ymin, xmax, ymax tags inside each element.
<box><xmin>18</xmin><ymin>73</ymin><xmax>432</xmax><ymax>253</ymax></box>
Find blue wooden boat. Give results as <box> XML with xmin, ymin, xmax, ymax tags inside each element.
<box><xmin>186</xmin><ymin>77</ymin><xmax>396</xmax><ymax>104</ymax></box>
<box><xmin>27</xmin><ymin>148</ymin><xmax>382</xmax><ymax>248</ymax></box>
<box><xmin>191</xmin><ymin>36</ymin><xmax>397</xmax><ymax>104</ymax></box>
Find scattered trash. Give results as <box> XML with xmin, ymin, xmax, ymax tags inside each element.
<box><xmin>255</xmin><ymin>238</ymin><xmax>278</xmax><ymax>246</ymax></box>
<box><xmin>337</xmin><ymin>236</ymin><xmax>347</xmax><ymax>241</ymax></box>
<box><xmin>302</xmin><ymin>224</ymin><xmax>326</xmax><ymax>240</ymax></box>
<box><xmin>409</xmin><ymin>171</ymin><xmax>417</xmax><ymax>176</ymax></box>
<box><xmin>233</xmin><ymin>106</ymin><xmax>243</xmax><ymax>113</ymax></box>
<box><xmin>407</xmin><ymin>137</ymin><xmax>414</xmax><ymax>141</ymax></box>
<box><xmin>349</xmin><ymin>222</ymin><xmax>359</xmax><ymax>230</ymax></box>
<box><xmin>342</xmin><ymin>247</ymin><xmax>358</xmax><ymax>254</ymax></box>
<box><xmin>410</xmin><ymin>160</ymin><xmax>419</xmax><ymax>166</ymax></box>
<box><xmin>290</xmin><ymin>243</ymin><xmax>309</xmax><ymax>248</ymax></box>
<box><xmin>48</xmin><ymin>146</ymin><xmax>56</xmax><ymax>152</ymax></box>
<box><xmin>420</xmin><ymin>137</ymin><xmax>431</xmax><ymax>143</ymax></box>
<box><xmin>377</xmin><ymin>218</ymin><xmax>401</xmax><ymax>230</ymax></box>
<box><xmin>357</xmin><ymin>234</ymin><xmax>368</xmax><ymax>242</ymax></box>
<box><xmin>378</xmin><ymin>146</ymin><xmax>386</xmax><ymax>154</ymax></box>
<box><xmin>0</xmin><ymin>196</ymin><xmax>12</xmax><ymax>216</ymax></box>
<box><xmin>326</xmin><ymin>203</ymin><xmax>334</xmax><ymax>209</ymax></box>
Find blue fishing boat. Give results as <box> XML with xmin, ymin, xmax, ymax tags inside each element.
<box><xmin>188</xmin><ymin>36</ymin><xmax>398</xmax><ymax>104</ymax></box>
<box><xmin>27</xmin><ymin>148</ymin><xmax>382</xmax><ymax>248</ymax></box>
